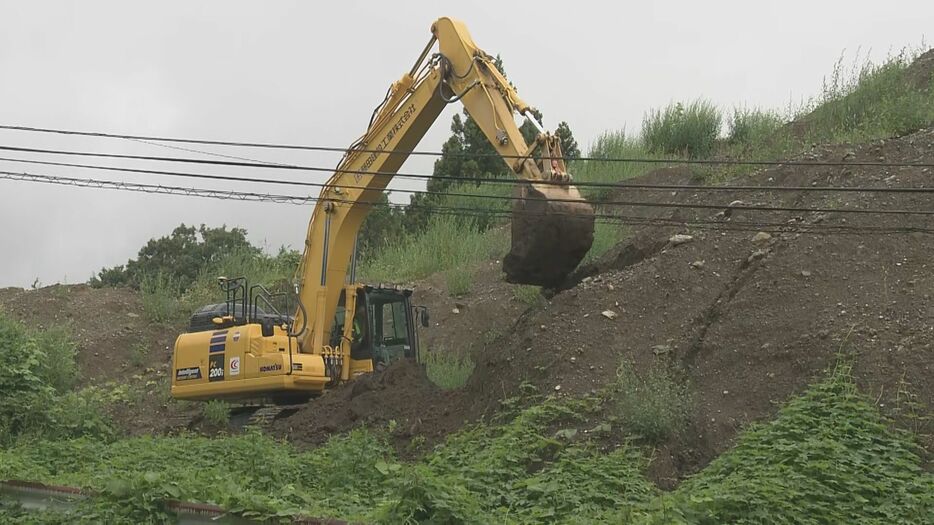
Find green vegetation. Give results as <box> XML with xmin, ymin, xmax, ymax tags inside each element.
<box><xmin>513</xmin><ymin>284</ymin><xmax>544</xmax><ymax>306</ymax></box>
<box><xmin>801</xmin><ymin>51</ymin><xmax>934</xmax><ymax>143</ymax></box>
<box><xmin>91</xmin><ymin>224</ymin><xmax>259</xmax><ymax>290</ymax></box>
<box><xmin>2</xmin><ymin>366</ymin><xmax>929</xmax><ymax>523</ymax></box>
<box><xmin>727</xmin><ymin>106</ymin><xmax>784</xmax><ymax>146</ymax></box>
<box><xmin>628</xmin><ymin>363</ymin><xmax>933</xmax><ymax>524</ymax></box>
<box><xmin>0</xmin><ymin>313</ymin><xmax>112</xmax><ymax>445</ymax></box>
<box><xmin>612</xmin><ymin>360</ymin><xmax>693</xmax><ymax>444</ymax></box>
<box><xmin>201</xmin><ymin>400</ymin><xmax>230</xmax><ymax>428</ymax></box>
<box><xmin>421</xmin><ymin>350</ymin><xmax>475</xmax><ymax>390</ymax></box>
<box><xmin>642</xmin><ymin>99</ymin><xmax>722</xmax><ymax>158</ymax></box>
<box><xmin>359</xmin><ymin>213</ymin><xmax>509</xmax><ymax>285</ymax></box>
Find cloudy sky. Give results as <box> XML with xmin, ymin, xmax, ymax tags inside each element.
<box><xmin>0</xmin><ymin>1</ymin><xmax>930</xmax><ymax>287</ymax></box>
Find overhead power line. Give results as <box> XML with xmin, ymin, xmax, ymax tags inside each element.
<box><xmin>3</xmin><ymin>123</ymin><xmax>934</xmax><ymax>168</ymax></box>
<box><xmin>3</xmin><ymin>169</ymin><xmax>934</xmax><ymax>238</ymax></box>
<box><xmin>2</xmin><ymin>155</ymin><xmax>933</xmax><ymax>218</ymax></box>
<box><xmin>2</xmin><ymin>145</ymin><xmax>934</xmax><ymax>197</ymax></box>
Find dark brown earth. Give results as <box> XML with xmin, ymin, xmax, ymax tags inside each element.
<box><xmin>271</xmin><ymin>360</ymin><xmax>466</xmax><ymax>453</ymax></box>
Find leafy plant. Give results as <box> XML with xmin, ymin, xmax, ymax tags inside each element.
<box><xmin>0</xmin><ymin>313</ymin><xmax>111</xmax><ymax>445</ymax></box>
<box><xmin>632</xmin><ymin>363</ymin><xmax>934</xmax><ymax>524</ymax></box>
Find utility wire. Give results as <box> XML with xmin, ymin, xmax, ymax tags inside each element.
<box><xmin>3</xmin><ymin>169</ymin><xmax>933</xmax><ymax>237</ymax></box>
<box><xmin>2</xmin><ymin>145</ymin><xmax>933</xmax><ymax>197</ymax></box>
<box><xmin>2</xmin><ymin>123</ymin><xmax>934</xmax><ymax>168</ymax></box>
<box><xmin>2</xmin><ymin>155</ymin><xmax>933</xmax><ymax>217</ymax></box>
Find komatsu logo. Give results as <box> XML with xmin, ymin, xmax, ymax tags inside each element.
<box><xmin>357</xmin><ymin>103</ymin><xmax>417</xmax><ymax>180</ymax></box>
<box><xmin>259</xmin><ymin>364</ymin><xmax>283</xmax><ymax>373</ymax></box>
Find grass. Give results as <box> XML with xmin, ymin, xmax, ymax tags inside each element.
<box><xmin>728</xmin><ymin>106</ymin><xmax>785</xmax><ymax>146</ymax></box>
<box><xmin>128</xmin><ymin>342</ymin><xmax>147</xmax><ymax>368</ymax></box>
<box><xmin>612</xmin><ymin>360</ymin><xmax>693</xmax><ymax>443</ymax></box>
<box><xmin>360</xmin><ymin>214</ymin><xmax>509</xmax><ymax>284</ymax></box>
<box><xmin>139</xmin><ymin>272</ymin><xmax>184</xmax><ymax>323</ymax></box>
<box><xmin>572</xmin><ymin>131</ymin><xmax>661</xmax><ymax>201</ymax></box>
<box><xmin>444</xmin><ymin>267</ymin><xmax>472</xmax><ymax>297</ymax></box>
<box><xmin>513</xmin><ymin>284</ymin><xmax>544</xmax><ymax>306</ymax></box>
<box><xmin>800</xmin><ymin>49</ymin><xmax>934</xmax><ymax>143</ymax></box>
<box><xmin>584</xmin><ymin>222</ymin><xmax>629</xmax><ymax>264</ymax></box>
<box><xmin>641</xmin><ymin>99</ymin><xmax>722</xmax><ymax>158</ymax></box>
<box><xmin>421</xmin><ymin>350</ymin><xmax>475</xmax><ymax>390</ymax></box>
<box><xmin>31</xmin><ymin>323</ymin><xmax>79</xmax><ymax>393</ymax></box>
<box><xmin>202</xmin><ymin>400</ymin><xmax>230</xmax><ymax>428</ymax></box>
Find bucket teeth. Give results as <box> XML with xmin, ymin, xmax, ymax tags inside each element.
<box><xmin>503</xmin><ymin>181</ymin><xmax>595</xmax><ymax>287</ymax></box>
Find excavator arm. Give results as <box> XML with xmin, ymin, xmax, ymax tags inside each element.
<box><xmin>293</xmin><ymin>17</ymin><xmax>595</xmax><ymax>373</ymax></box>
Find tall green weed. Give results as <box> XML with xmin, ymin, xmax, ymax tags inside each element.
<box><xmin>642</xmin><ymin>100</ymin><xmax>722</xmax><ymax>158</ymax></box>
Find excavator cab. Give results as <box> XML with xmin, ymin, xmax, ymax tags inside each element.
<box><xmin>331</xmin><ymin>286</ymin><xmax>422</xmax><ymax>369</ymax></box>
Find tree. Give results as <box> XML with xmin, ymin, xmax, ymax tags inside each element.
<box><xmin>91</xmin><ymin>224</ymin><xmax>258</xmax><ymax>290</ymax></box>
<box><xmin>555</xmin><ymin>121</ymin><xmax>581</xmax><ymax>159</ymax></box>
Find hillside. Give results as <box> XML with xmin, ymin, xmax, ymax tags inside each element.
<box><xmin>0</xmin><ymin>49</ymin><xmax>932</xmax><ymax>523</ymax></box>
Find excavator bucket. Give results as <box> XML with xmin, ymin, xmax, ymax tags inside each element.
<box><xmin>504</xmin><ymin>181</ymin><xmax>595</xmax><ymax>287</ymax></box>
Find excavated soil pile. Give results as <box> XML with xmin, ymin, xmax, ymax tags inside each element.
<box><xmin>271</xmin><ymin>359</ymin><xmax>467</xmax><ymax>450</ymax></box>
<box><xmin>460</xmin><ymin>128</ymin><xmax>934</xmax><ymax>480</ymax></box>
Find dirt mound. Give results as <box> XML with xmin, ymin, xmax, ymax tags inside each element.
<box><xmin>0</xmin><ymin>284</ymin><xmax>175</xmax><ymax>384</ymax></box>
<box><xmin>272</xmin><ymin>130</ymin><xmax>933</xmax><ymax>478</ymax></box>
<box><xmin>270</xmin><ymin>359</ymin><xmax>467</xmax><ymax>451</ymax></box>
<box><xmin>906</xmin><ymin>48</ymin><xmax>934</xmax><ymax>90</ymax></box>
<box><xmin>461</xmin><ymin>128</ymin><xmax>934</xmax><ymax>478</ymax></box>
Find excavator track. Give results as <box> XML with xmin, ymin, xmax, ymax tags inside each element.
<box><xmin>229</xmin><ymin>404</ymin><xmax>304</xmax><ymax>430</ymax></box>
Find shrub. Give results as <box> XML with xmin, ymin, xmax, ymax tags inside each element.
<box><xmin>139</xmin><ymin>272</ymin><xmax>184</xmax><ymax>323</ymax></box>
<box><xmin>641</xmin><ymin>100</ymin><xmax>722</xmax><ymax>158</ymax></box>
<box><xmin>422</xmin><ymin>350</ymin><xmax>475</xmax><ymax>390</ymax></box>
<box><xmin>0</xmin><ymin>314</ymin><xmax>111</xmax><ymax>444</ymax></box>
<box><xmin>728</xmin><ymin>107</ymin><xmax>785</xmax><ymax>146</ymax></box>
<box><xmin>612</xmin><ymin>360</ymin><xmax>692</xmax><ymax>443</ymax></box>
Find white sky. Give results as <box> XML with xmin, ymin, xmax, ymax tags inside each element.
<box><xmin>0</xmin><ymin>0</ymin><xmax>930</xmax><ymax>287</ymax></box>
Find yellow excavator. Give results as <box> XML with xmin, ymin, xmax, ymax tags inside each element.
<box><xmin>170</xmin><ymin>17</ymin><xmax>595</xmax><ymax>403</ymax></box>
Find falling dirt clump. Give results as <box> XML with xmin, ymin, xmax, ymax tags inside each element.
<box><xmin>270</xmin><ymin>359</ymin><xmax>467</xmax><ymax>451</ymax></box>
<box><xmin>504</xmin><ymin>181</ymin><xmax>595</xmax><ymax>287</ymax></box>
